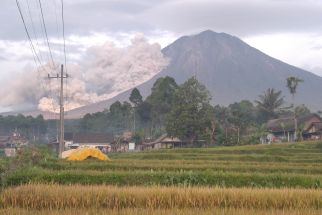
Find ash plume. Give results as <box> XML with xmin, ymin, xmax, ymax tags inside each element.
<box><xmin>0</xmin><ymin>35</ymin><xmax>169</xmax><ymax>112</ymax></box>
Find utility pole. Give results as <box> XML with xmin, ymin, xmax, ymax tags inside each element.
<box><xmin>48</xmin><ymin>64</ymin><xmax>68</xmax><ymax>158</ymax></box>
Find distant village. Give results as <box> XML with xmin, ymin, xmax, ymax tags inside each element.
<box><xmin>2</xmin><ymin>111</ymin><xmax>322</xmax><ymax>158</ymax></box>
<box><xmin>1</xmin><ymin>75</ymin><xmax>321</xmax><ymax>157</ymax></box>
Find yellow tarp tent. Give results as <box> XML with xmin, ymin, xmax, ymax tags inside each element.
<box><xmin>66</xmin><ymin>148</ymin><xmax>111</xmax><ymax>161</ymax></box>
<box><xmin>62</xmin><ymin>149</ymin><xmax>76</xmax><ymax>159</ymax></box>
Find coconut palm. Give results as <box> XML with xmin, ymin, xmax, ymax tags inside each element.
<box><xmin>286</xmin><ymin>76</ymin><xmax>303</xmax><ymax>141</ymax></box>
<box><xmin>287</xmin><ymin>77</ymin><xmax>303</xmax><ymax>98</ymax></box>
<box><xmin>255</xmin><ymin>88</ymin><xmax>284</xmax><ymax>119</ymax></box>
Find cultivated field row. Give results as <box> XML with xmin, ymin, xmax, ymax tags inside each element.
<box><xmin>1</xmin><ymin>185</ymin><xmax>321</xmax><ymax>210</ymax></box>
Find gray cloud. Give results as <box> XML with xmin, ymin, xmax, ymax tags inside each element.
<box><xmin>0</xmin><ymin>35</ymin><xmax>169</xmax><ymax>112</ymax></box>
<box><xmin>2</xmin><ymin>0</ymin><xmax>322</xmax><ymax>41</ymax></box>
<box><xmin>1</xmin><ymin>0</ymin><xmax>168</xmax><ymax>40</ymax></box>
<box><xmin>143</xmin><ymin>0</ymin><xmax>322</xmax><ymax>37</ymax></box>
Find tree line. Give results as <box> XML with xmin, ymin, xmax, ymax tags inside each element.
<box><xmin>0</xmin><ymin>75</ymin><xmax>309</xmax><ymax>145</ymax></box>
<box><xmin>0</xmin><ymin>114</ymin><xmax>47</xmax><ymax>142</ymax></box>
<box><xmin>80</xmin><ymin>75</ymin><xmax>311</xmax><ymax>146</ymax></box>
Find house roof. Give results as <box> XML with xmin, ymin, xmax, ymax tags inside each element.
<box><xmin>71</xmin><ymin>132</ymin><xmax>114</xmax><ymax>144</ymax></box>
<box><xmin>64</xmin><ymin>132</ymin><xmax>74</xmax><ymax>141</ymax></box>
<box><xmin>143</xmin><ymin>134</ymin><xmax>184</xmax><ymax>146</ymax></box>
<box><xmin>267</xmin><ymin>113</ymin><xmax>322</xmax><ymax>132</ymax></box>
<box><xmin>0</xmin><ymin>136</ymin><xmax>10</xmax><ymax>142</ymax></box>
<box><xmin>143</xmin><ymin>134</ymin><xmax>167</xmax><ymax>146</ymax></box>
<box><xmin>312</xmin><ymin>122</ymin><xmax>322</xmax><ymax>130</ymax></box>
<box><xmin>305</xmin><ymin>122</ymin><xmax>322</xmax><ymax>133</ymax></box>
<box><xmin>162</xmin><ymin>137</ymin><xmax>182</xmax><ymax>143</ymax></box>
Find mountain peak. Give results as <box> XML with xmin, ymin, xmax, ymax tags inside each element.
<box><xmin>10</xmin><ymin>30</ymin><xmax>322</xmax><ymax>118</ymax></box>
<box><xmin>198</xmin><ymin>29</ymin><xmax>232</xmax><ymax>37</ymax></box>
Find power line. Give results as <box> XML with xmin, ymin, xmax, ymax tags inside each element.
<box><xmin>38</xmin><ymin>0</ymin><xmax>55</xmax><ymax>67</ymax></box>
<box><xmin>35</xmin><ymin>0</ymin><xmax>52</xmax><ymax>66</ymax></box>
<box><xmin>16</xmin><ymin>0</ymin><xmax>51</xmax><ymax>112</ymax></box>
<box><xmin>15</xmin><ymin>0</ymin><xmax>43</xmax><ymax>68</ymax></box>
<box><xmin>52</xmin><ymin>0</ymin><xmax>61</xmax><ymax>43</ymax></box>
<box><xmin>26</xmin><ymin>0</ymin><xmax>45</xmax><ymax>65</ymax></box>
<box><xmin>61</xmin><ymin>0</ymin><xmax>67</xmax><ymax>73</ymax></box>
<box><xmin>52</xmin><ymin>0</ymin><xmax>64</xmax><ymax>64</ymax></box>
<box><xmin>61</xmin><ymin>0</ymin><xmax>69</xmax><ymax>111</ymax></box>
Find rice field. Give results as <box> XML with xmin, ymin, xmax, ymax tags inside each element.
<box><xmin>5</xmin><ymin>141</ymin><xmax>322</xmax><ymax>188</ymax></box>
<box><xmin>1</xmin><ymin>141</ymin><xmax>322</xmax><ymax>214</ymax></box>
<box><xmin>0</xmin><ymin>185</ymin><xmax>321</xmax><ymax>214</ymax></box>
<box><xmin>2</xmin><ymin>208</ymin><xmax>322</xmax><ymax>215</ymax></box>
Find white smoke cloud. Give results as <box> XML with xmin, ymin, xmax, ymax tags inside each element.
<box><xmin>0</xmin><ymin>35</ymin><xmax>168</xmax><ymax>113</ymax></box>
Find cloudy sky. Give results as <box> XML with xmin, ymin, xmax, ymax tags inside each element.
<box><xmin>1</xmin><ymin>0</ymin><xmax>322</xmax><ymax>111</ymax></box>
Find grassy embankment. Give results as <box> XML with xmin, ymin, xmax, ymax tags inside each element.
<box><xmin>4</xmin><ymin>141</ymin><xmax>322</xmax><ymax>188</ymax></box>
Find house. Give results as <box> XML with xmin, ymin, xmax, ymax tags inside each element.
<box><xmin>110</xmin><ymin>142</ymin><xmax>130</xmax><ymax>152</ymax></box>
<box><xmin>110</xmin><ymin>132</ymin><xmax>134</xmax><ymax>152</ymax></box>
<box><xmin>0</xmin><ymin>136</ymin><xmax>11</xmax><ymax>148</ymax></box>
<box><xmin>142</xmin><ymin>134</ymin><xmax>186</xmax><ymax>150</ymax></box>
<box><xmin>0</xmin><ymin>132</ymin><xmax>28</xmax><ymax>157</ymax></box>
<box><xmin>48</xmin><ymin>132</ymin><xmax>114</xmax><ymax>153</ymax></box>
<box><xmin>266</xmin><ymin>113</ymin><xmax>322</xmax><ymax>142</ymax></box>
<box><xmin>0</xmin><ymin>132</ymin><xmax>28</xmax><ymax>149</ymax></box>
<box><xmin>67</xmin><ymin>132</ymin><xmax>114</xmax><ymax>151</ymax></box>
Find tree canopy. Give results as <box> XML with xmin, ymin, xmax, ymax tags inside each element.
<box><xmin>255</xmin><ymin>88</ymin><xmax>284</xmax><ymax>120</ymax></box>
<box><xmin>129</xmin><ymin>88</ymin><xmax>143</xmax><ymax>107</ymax></box>
<box><xmin>286</xmin><ymin>76</ymin><xmax>303</xmax><ymax>98</ymax></box>
<box><xmin>166</xmin><ymin>77</ymin><xmax>212</xmax><ymax>144</ymax></box>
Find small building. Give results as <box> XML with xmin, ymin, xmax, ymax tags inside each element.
<box><xmin>110</xmin><ymin>131</ymin><xmax>134</xmax><ymax>152</ymax></box>
<box><xmin>48</xmin><ymin>132</ymin><xmax>114</xmax><ymax>154</ymax></box>
<box><xmin>0</xmin><ymin>136</ymin><xmax>11</xmax><ymax>149</ymax></box>
<box><xmin>266</xmin><ymin>113</ymin><xmax>322</xmax><ymax>142</ymax></box>
<box><xmin>0</xmin><ymin>132</ymin><xmax>28</xmax><ymax>157</ymax></box>
<box><xmin>4</xmin><ymin>147</ymin><xmax>16</xmax><ymax>157</ymax></box>
<box><xmin>110</xmin><ymin>142</ymin><xmax>129</xmax><ymax>152</ymax></box>
<box><xmin>142</xmin><ymin>134</ymin><xmax>186</xmax><ymax>150</ymax></box>
<box><xmin>68</xmin><ymin>132</ymin><xmax>113</xmax><ymax>151</ymax></box>
<box><xmin>0</xmin><ymin>132</ymin><xmax>28</xmax><ymax>149</ymax></box>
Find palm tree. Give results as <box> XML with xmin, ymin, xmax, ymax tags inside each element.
<box><xmin>286</xmin><ymin>76</ymin><xmax>303</xmax><ymax>141</ymax></box>
<box><xmin>255</xmin><ymin>88</ymin><xmax>284</xmax><ymax>119</ymax></box>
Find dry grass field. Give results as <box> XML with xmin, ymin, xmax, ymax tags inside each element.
<box><xmin>1</xmin><ymin>141</ymin><xmax>321</xmax><ymax>214</ymax></box>
<box><xmin>0</xmin><ymin>184</ymin><xmax>321</xmax><ymax>214</ymax></box>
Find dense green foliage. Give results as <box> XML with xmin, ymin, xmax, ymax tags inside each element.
<box><xmin>166</xmin><ymin>77</ymin><xmax>212</xmax><ymax>144</ymax></box>
<box><xmin>79</xmin><ymin>75</ymin><xmax>314</xmax><ymax>146</ymax></box>
<box><xmin>255</xmin><ymin>88</ymin><xmax>285</xmax><ymax>121</ymax></box>
<box><xmin>0</xmin><ymin>114</ymin><xmax>47</xmax><ymax>142</ymax></box>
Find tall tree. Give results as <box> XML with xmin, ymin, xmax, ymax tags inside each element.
<box><xmin>255</xmin><ymin>88</ymin><xmax>284</xmax><ymax>121</ymax></box>
<box><xmin>287</xmin><ymin>77</ymin><xmax>303</xmax><ymax>98</ymax></box>
<box><xmin>294</xmin><ymin>104</ymin><xmax>310</xmax><ymax>117</ymax></box>
<box><xmin>129</xmin><ymin>88</ymin><xmax>143</xmax><ymax>132</ymax></box>
<box><xmin>146</xmin><ymin>76</ymin><xmax>178</xmax><ymax>128</ymax></box>
<box><xmin>286</xmin><ymin>76</ymin><xmax>303</xmax><ymax>141</ymax></box>
<box><xmin>213</xmin><ymin>105</ymin><xmax>231</xmax><ymax>144</ymax></box>
<box><xmin>121</xmin><ymin>101</ymin><xmax>133</xmax><ymax>130</ymax></box>
<box><xmin>166</xmin><ymin>77</ymin><xmax>212</xmax><ymax>145</ymax></box>
<box><xmin>228</xmin><ymin>100</ymin><xmax>256</xmax><ymax>144</ymax></box>
<box><xmin>129</xmin><ymin>88</ymin><xmax>143</xmax><ymax>107</ymax></box>
<box><xmin>109</xmin><ymin>101</ymin><xmax>123</xmax><ymax>133</ymax></box>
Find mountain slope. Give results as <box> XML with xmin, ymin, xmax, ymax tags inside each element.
<box><xmin>66</xmin><ymin>30</ymin><xmax>322</xmax><ymax>118</ymax></box>
<box><xmin>6</xmin><ymin>30</ymin><xmax>320</xmax><ymax>119</ymax></box>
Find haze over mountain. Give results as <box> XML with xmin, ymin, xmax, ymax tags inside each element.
<box><xmin>62</xmin><ymin>30</ymin><xmax>322</xmax><ymax>118</ymax></box>
<box><xmin>4</xmin><ymin>30</ymin><xmax>322</xmax><ymax>118</ymax></box>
